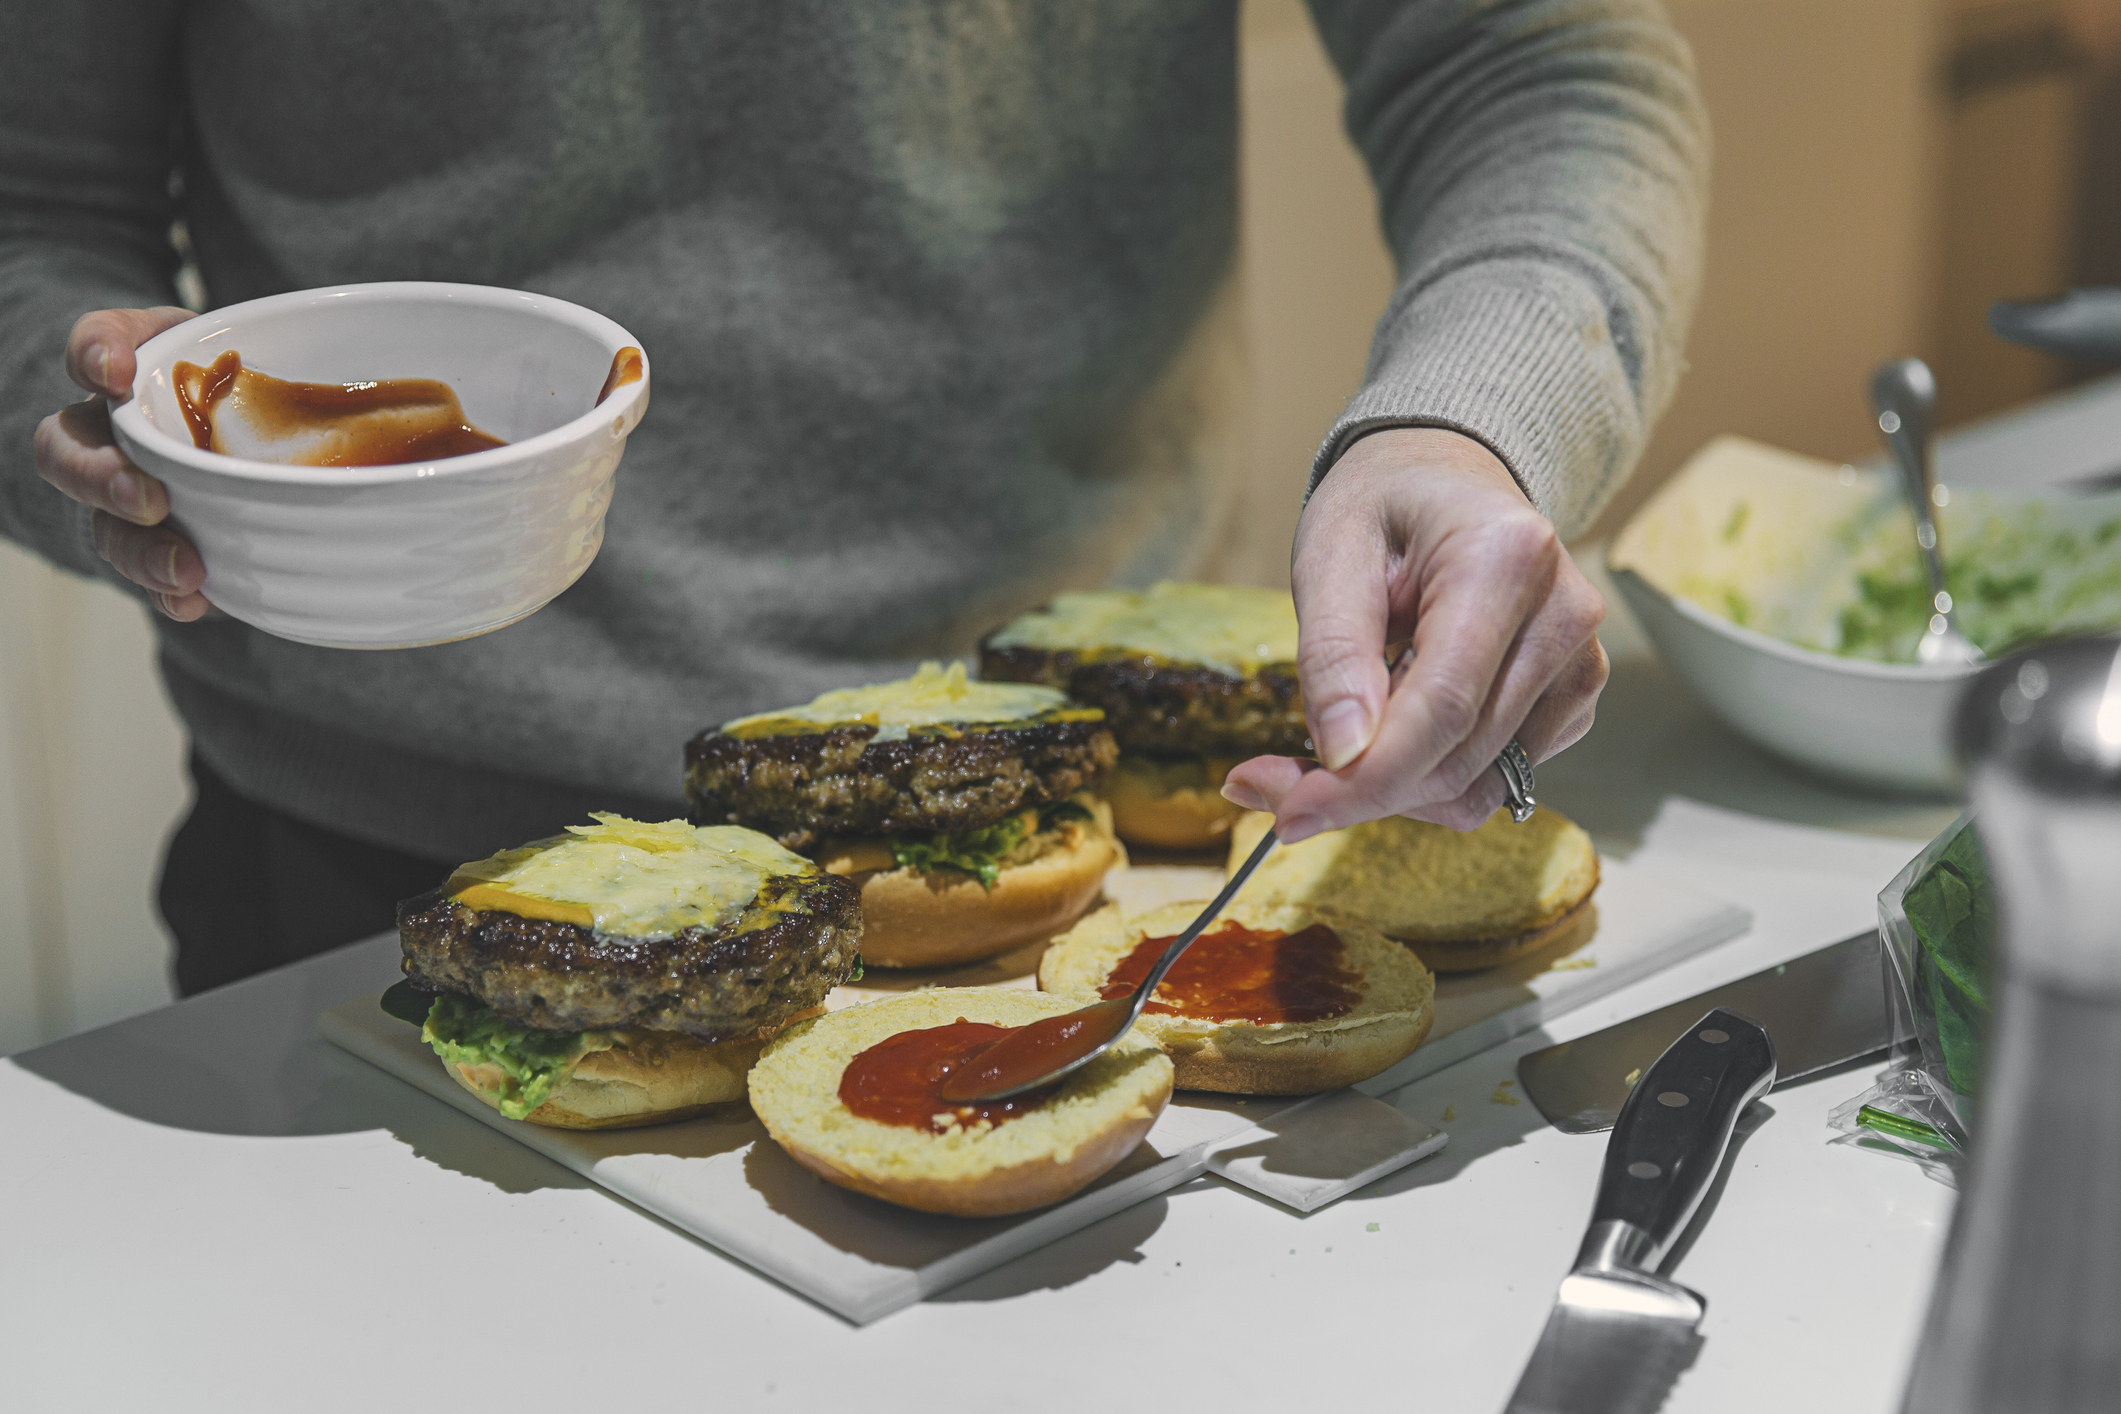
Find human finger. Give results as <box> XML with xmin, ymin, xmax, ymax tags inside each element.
<box><xmin>1413</xmin><ymin>568</ymin><xmax>1605</xmax><ymax>807</ymax></box>
<box><xmin>91</xmin><ymin>511</ymin><xmax>207</xmax><ymax>601</ymax></box>
<box><xmin>1221</xmin><ymin>753</ymin><xmax>1316</xmax><ymax>814</ymax></box>
<box><xmin>1399</xmin><ymin>762</ymin><xmax>1512</xmax><ymax>831</ymax></box>
<box><xmin>1401</xmin><ymin>636</ymin><xmax>1608</xmax><ymax>831</ymax></box>
<box><xmin>34</xmin><ymin>401</ymin><xmax>171</xmax><ymax>525</ymax></box>
<box><xmin>65</xmin><ymin>306</ymin><xmax>195</xmax><ymax>399</ymax></box>
<box><xmin>1287</xmin><ymin>487</ymin><xmax>1395</xmax><ymax>772</ymax></box>
<box><xmin>1509</xmin><ymin>636</ymin><xmax>1609</xmax><ymax>764</ymax></box>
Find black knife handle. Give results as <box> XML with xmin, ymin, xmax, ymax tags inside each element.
<box><xmin>1587</xmin><ymin>1007</ymin><xmax>1776</xmax><ymax>1267</ymax></box>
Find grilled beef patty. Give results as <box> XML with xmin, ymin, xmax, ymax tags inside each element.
<box><xmin>980</xmin><ymin>643</ymin><xmax>1309</xmax><ymax>757</ymax></box>
<box><xmin>683</xmin><ymin>717</ymin><xmax>1116</xmax><ymax>850</ymax></box>
<box><xmin>397</xmin><ymin>870</ymin><xmax>862</xmax><ymax>1040</ymax></box>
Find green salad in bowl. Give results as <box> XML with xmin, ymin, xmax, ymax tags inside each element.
<box><xmin>1626</xmin><ymin>437</ymin><xmax>2121</xmax><ymax>662</ymax></box>
<box><xmin>1608</xmin><ymin>436</ymin><xmax>2121</xmax><ymax>792</ymax></box>
<box><xmin>1831</xmin><ymin>500</ymin><xmax>2121</xmax><ymax>662</ymax></box>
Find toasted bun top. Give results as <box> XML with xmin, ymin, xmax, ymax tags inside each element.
<box><xmin>1037</xmin><ymin>899</ymin><xmax>1432</xmax><ymax>1050</ymax></box>
<box><xmin>1227</xmin><ymin>806</ymin><xmax>1599</xmax><ymax>943</ymax></box>
<box><xmin>748</xmin><ymin>988</ymin><xmax>1171</xmax><ymax>1184</ymax></box>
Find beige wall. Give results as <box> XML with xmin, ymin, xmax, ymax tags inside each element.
<box><xmin>1228</xmin><ymin>0</ymin><xmax>2107</xmax><ymax>560</ymax></box>
<box><xmin>1224</xmin><ymin>0</ymin><xmax>1398</xmax><ymax>587</ymax></box>
<box><xmin>1616</xmin><ymin>0</ymin><xmax>1948</xmax><ymax>537</ymax></box>
<box><xmin>0</xmin><ymin>542</ymin><xmax>186</xmax><ymax>1055</ymax></box>
<box><xmin>1227</xmin><ymin>0</ymin><xmax>1955</xmax><ymax>565</ymax></box>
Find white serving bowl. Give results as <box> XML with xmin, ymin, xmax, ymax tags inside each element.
<box><xmin>1608</xmin><ymin>437</ymin><xmax>1977</xmax><ymax>794</ymax></box>
<box><xmin>110</xmin><ymin>281</ymin><xmax>650</xmax><ymax>649</ymax></box>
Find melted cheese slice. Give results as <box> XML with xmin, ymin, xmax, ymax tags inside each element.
<box><xmin>720</xmin><ymin>660</ymin><xmax>1075</xmax><ymax>741</ymax></box>
<box><xmin>445</xmin><ymin>814</ymin><xmax>812</xmax><ymax>939</ymax></box>
<box><xmin>988</xmin><ymin>581</ymin><xmax>1298</xmax><ymax>675</ymax></box>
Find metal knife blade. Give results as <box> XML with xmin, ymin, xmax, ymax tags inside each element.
<box><xmin>1505</xmin><ymin>1270</ymin><xmax>1705</xmax><ymax>1414</ymax></box>
<box><xmin>1504</xmin><ymin>1007</ymin><xmax>1778</xmax><ymax>1414</ymax></box>
<box><xmin>1516</xmin><ymin>930</ymin><xmax>1887</xmax><ymax>1133</ymax></box>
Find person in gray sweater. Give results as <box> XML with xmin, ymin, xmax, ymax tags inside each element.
<box><xmin>8</xmin><ymin>1</ymin><xmax>1705</xmax><ymax>991</ymax></box>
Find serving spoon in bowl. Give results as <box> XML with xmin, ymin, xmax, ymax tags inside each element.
<box><xmin>937</xmin><ymin>738</ymin><xmax>1542</xmax><ymax>1104</ymax></box>
<box><xmin>1870</xmin><ymin>357</ymin><xmax>1983</xmax><ymax>667</ymax></box>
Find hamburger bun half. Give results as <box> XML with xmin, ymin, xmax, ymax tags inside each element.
<box><xmin>749</xmin><ymin>988</ymin><xmax>1174</xmax><ymax>1216</ymax></box>
<box><xmin>1038</xmin><ymin>900</ymin><xmax>1434</xmax><ymax>1094</ymax></box>
<box><xmin>1227</xmin><ymin>807</ymin><xmax>1600</xmax><ymax>973</ymax></box>
<box><xmin>1102</xmin><ymin>752</ymin><xmax>1244</xmax><ymax>852</ymax></box>
<box><xmin>814</xmin><ymin>802</ymin><xmax>1122</xmax><ymax>969</ymax></box>
<box><xmin>440</xmin><ymin>1015</ymin><xmax>815</xmax><ymax>1130</ymax></box>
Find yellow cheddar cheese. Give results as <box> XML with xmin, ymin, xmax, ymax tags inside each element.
<box><xmin>444</xmin><ymin>813</ymin><xmax>813</xmax><ymax>939</ymax></box>
<box><xmin>986</xmin><ymin>581</ymin><xmax>1298</xmax><ymax>676</ymax></box>
<box><xmin>720</xmin><ymin>660</ymin><xmax>1087</xmax><ymax>741</ymax></box>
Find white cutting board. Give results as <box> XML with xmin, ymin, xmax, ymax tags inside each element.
<box><xmin>318</xmin><ymin>853</ymin><xmax>1743</xmax><ymax>1323</ymax></box>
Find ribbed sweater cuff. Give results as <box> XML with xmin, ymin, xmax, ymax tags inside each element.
<box><xmin>1307</xmin><ymin>267</ymin><xmax>1638</xmax><ymax>539</ymax></box>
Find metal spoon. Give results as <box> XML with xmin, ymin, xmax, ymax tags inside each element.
<box><xmin>937</xmin><ymin>737</ymin><xmax>1543</xmax><ymax>1103</ymax></box>
<box><xmin>935</xmin><ymin>825</ymin><xmax>1283</xmax><ymax>1103</ymax></box>
<box><xmin>1870</xmin><ymin>357</ymin><xmax>1983</xmax><ymax>666</ymax></box>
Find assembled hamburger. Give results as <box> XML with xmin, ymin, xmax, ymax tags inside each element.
<box><xmin>980</xmin><ymin>582</ymin><xmax>1307</xmax><ymax>851</ymax></box>
<box><xmin>394</xmin><ymin>813</ymin><xmax>862</xmax><ymax>1129</ymax></box>
<box><xmin>683</xmin><ymin>662</ymin><xmax>1121</xmax><ymax>968</ymax></box>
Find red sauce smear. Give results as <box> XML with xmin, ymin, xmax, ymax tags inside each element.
<box><xmin>596</xmin><ymin>345</ymin><xmax>644</xmax><ymax>404</ymax></box>
<box><xmin>1097</xmin><ymin>921</ymin><xmax>1360</xmax><ymax>1024</ymax></box>
<box><xmin>841</xmin><ymin>1019</ymin><xmax>1064</xmax><ymax>1131</ymax></box>
<box><xmin>171</xmin><ymin>350</ymin><xmax>506</xmax><ymax>466</ymax></box>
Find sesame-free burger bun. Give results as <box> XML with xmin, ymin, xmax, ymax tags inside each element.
<box><xmin>749</xmin><ymin>988</ymin><xmax>1174</xmax><ymax>1217</ymax></box>
<box><xmin>1039</xmin><ymin>900</ymin><xmax>1434</xmax><ymax>1094</ymax></box>
<box><xmin>1227</xmin><ymin>807</ymin><xmax>1600</xmax><ymax>973</ymax></box>
<box><xmin>817</xmin><ymin>808</ymin><xmax>1122</xmax><ymax>969</ymax></box>
<box><xmin>1102</xmin><ymin>753</ymin><xmax>1243</xmax><ymax>852</ymax></box>
<box><xmin>441</xmin><ymin>1020</ymin><xmax>807</xmax><ymax>1130</ymax></box>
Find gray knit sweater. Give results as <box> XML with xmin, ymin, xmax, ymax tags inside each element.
<box><xmin>0</xmin><ymin>0</ymin><xmax>1706</xmax><ymax>862</ymax></box>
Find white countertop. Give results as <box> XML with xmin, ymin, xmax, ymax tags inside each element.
<box><xmin>0</xmin><ymin>647</ymin><xmax>1959</xmax><ymax>1413</ymax></box>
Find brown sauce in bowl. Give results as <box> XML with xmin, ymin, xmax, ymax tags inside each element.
<box><xmin>169</xmin><ymin>345</ymin><xmax>642</xmax><ymax>466</ymax></box>
<box><xmin>171</xmin><ymin>350</ymin><xmax>506</xmax><ymax>466</ymax></box>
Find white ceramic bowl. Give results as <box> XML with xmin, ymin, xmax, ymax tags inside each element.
<box><xmin>110</xmin><ymin>281</ymin><xmax>650</xmax><ymax>649</ymax></box>
<box><xmin>1608</xmin><ymin>565</ymin><xmax>1974</xmax><ymax>793</ymax></box>
<box><xmin>1608</xmin><ymin>437</ymin><xmax>1977</xmax><ymax>794</ymax></box>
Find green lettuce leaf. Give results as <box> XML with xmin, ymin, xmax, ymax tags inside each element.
<box><xmin>888</xmin><ymin>799</ymin><xmax>1094</xmax><ymax>891</ymax></box>
<box><xmin>1902</xmin><ymin>825</ymin><xmax>1994</xmax><ymax>1095</ymax></box>
<box><xmin>890</xmin><ymin>814</ymin><xmax>1032</xmax><ymax>890</ymax></box>
<box><xmin>420</xmin><ymin>993</ymin><xmax>608</xmax><ymax>1120</ymax></box>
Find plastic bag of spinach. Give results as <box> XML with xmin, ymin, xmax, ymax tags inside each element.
<box><xmin>1831</xmin><ymin>813</ymin><xmax>1994</xmax><ymax>1182</ymax></box>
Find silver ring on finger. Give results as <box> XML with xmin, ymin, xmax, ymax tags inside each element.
<box><xmin>1494</xmin><ymin>738</ymin><xmax>1537</xmax><ymax>824</ymax></box>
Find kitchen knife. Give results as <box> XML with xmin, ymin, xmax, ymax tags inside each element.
<box><xmin>1504</xmin><ymin>1007</ymin><xmax>1778</xmax><ymax>1414</ymax></box>
<box><xmin>1516</xmin><ymin>930</ymin><xmax>1886</xmax><ymax>1134</ymax></box>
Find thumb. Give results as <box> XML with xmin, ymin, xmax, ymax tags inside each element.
<box><xmin>66</xmin><ymin>306</ymin><xmax>196</xmax><ymax>400</ymax></box>
<box><xmin>1291</xmin><ymin>516</ymin><xmax>1391</xmax><ymax>771</ymax></box>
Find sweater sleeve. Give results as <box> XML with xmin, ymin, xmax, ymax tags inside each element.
<box><xmin>1304</xmin><ymin>0</ymin><xmax>1709</xmax><ymax>538</ymax></box>
<box><xmin>0</xmin><ymin>0</ymin><xmax>184</xmax><ymax>580</ymax></box>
